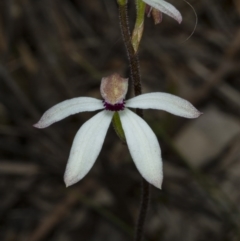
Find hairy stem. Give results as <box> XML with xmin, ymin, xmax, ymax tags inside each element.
<box><xmin>118</xmin><ymin>0</ymin><xmax>142</xmax><ymax>98</ymax></box>
<box><xmin>117</xmin><ymin>1</ymin><xmax>150</xmax><ymax>241</ymax></box>
<box><xmin>134</xmin><ymin>178</ymin><xmax>150</xmax><ymax>241</ymax></box>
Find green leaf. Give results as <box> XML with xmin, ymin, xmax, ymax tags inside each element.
<box><xmin>132</xmin><ymin>0</ymin><xmax>146</xmax><ymax>52</ymax></box>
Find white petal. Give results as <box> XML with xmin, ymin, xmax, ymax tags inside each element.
<box><xmin>126</xmin><ymin>92</ymin><xmax>201</xmax><ymax>118</ymax></box>
<box><xmin>119</xmin><ymin>109</ymin><xmax>163</xmax><ymax>189</ymax></box>
<box><xmin>34</xmin><ymin>97</ymin><xmax>103</xmax><ymax>128</ymax></box>
<box><xmin>143</xmin><ymin>0</ymin><xmax>182</xmax><ymax>23</ymax></box>
<box><xmin>64</xmin><ymin>110</ymin><xmax>113</xmax><ymax>187</ymax></box>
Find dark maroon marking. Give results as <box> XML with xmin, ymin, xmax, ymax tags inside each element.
<box><xmin>103</xmin><ymin>100</ymin><xmax>125</xmax><ymax>111</ymax></box>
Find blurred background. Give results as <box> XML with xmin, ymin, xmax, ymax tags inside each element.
<box><xmin>0</xmin><ymin>0</ymin><xmax>240</xmax><ymax>240</ymax></box>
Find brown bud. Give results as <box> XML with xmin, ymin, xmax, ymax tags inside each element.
<box><xmin>152</xmin><ymin>8</ymin><xmax>163</xmax><ymax>25</ymax></box>
<box><xmin>100</xmin><ymin>73</ymin><xmax>128</xmax><ymax>105</ymax></box>
<box><xmin>145</xmin><ymin>4</ymin><xmax>163</xmax><ymax>25</ymax></box>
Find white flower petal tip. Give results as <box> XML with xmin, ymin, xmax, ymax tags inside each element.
<box><xmin>64</xmin><ymin>180</ymin><xmax>71</xmax><ymax>188</ymax></box>
<box><xmin>151</xmin><ymin>177</ymin><xmax>163</xmax><ymax>189</ymax></box>
<box><xmin>126</xmin><ymin>92</ymin><xmax>201</xmax><ymax>119</ymax></box>
<box><xmin>143</xmin><ymin>0</ymin><xmax>182</xmax><ymax>24</ymax></box>
<box><xmin>156</xmin><ymin>181</ymin><xmax>162</xmax><ymax>190</ymax></box>
<box><xmin>63</xmin><ymin>110</ymin><xmax>114</xmax><ymax>187</ymax></box>
<box><xmin>33</xmin><ymin>122</ymin><xmax>45</xmax><ymax>129</ymax></box>
<box><xmin>176</xmin><ymin>14</ymin><xmax>182</xmax><ymax>24</ymax></box>
<box><xmin>64</xmin><ymin>176</ymin><xmax>77</xmax><ymax>188</ymax></box>
<box><xmin>119</xmin><ymin>109</ymin><xmax>163</xmax><ymax>189</ymax></box>
<box><xmin>185</xmin><ymin>108</ymin><xmax>202</xmax><ymax>119</ymax></box>
<box><xmin>196</xmin><ymin>111</ymin><xmax>203</xmax><ymax>118</ymax></box>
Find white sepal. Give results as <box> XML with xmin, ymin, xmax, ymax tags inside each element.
<box><xmin>143</xmin><ymin>0</ymin><xmax>182</xmax><ymax>23</ymax></box>
<box><xmin>126</xmin><ymin>92</ymin><xmax>201</xmax><ymax>118</ymax></box>
<box><xmin>119</xmin><ymin>109</ymin><xmax>163</xmax><ymax>189</ymax></box>
<box><xmin>34</xmin><ymin>97</ymin><xmax>103</xmax><ymax>128</ymax></box>
<box><xmin>64</xmin><ymin>110</ymin><xmax>113</xmax><ymax>187</ymax></box>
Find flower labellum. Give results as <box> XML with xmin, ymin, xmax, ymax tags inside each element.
<box><xmin>34</xmin><ymin>73</ymin><xmax>201</xmax><ymax>189</ymax></box>
<box><xmin>101</xmin><ymin>73</ymin><xmax>128</xmax><ymax>105</ymax></box>
<box><xmin>101</xmin><ymin>73</ymin><xmax>128</xmax><ymax>111</ymax></box>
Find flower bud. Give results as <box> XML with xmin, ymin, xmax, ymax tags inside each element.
<box><xmin>100</xmin><ymin>73</ymin><xmax>128</xmax><ymax>105</ymax></box>
<box><xmin>152</xmin><ymin>8</ymin><xmax>163</xmax><ymax>25</ymax></box>
<box><xmin>146</xmin><ymin>5</ymin><xmax>163</xmax><ymax>25</ymax></box>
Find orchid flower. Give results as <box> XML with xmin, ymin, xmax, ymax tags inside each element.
<box><xmin>143</xmin><ymin>0</ymin><xmax>182</xmax><ymax>24</ymax></box>
<box><xmin>34</xmin><ymin>74</ymin><xmax>200</xmax><ymax>189</ymax></box>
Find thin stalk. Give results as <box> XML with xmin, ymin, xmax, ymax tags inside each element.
<box><xmin>117</xmin><ymin>0</ymin><xmax>142</xmax><ymax>98</ymax></box>
<box><xmin>117</xmin><ymin>1</ymin><xmax>150</xmax><ymax>241</ymax></box>
<box><xmin>134</xmin><ymin>178</ymin><xmax>150</xmax><ymax>241</ymax></box>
